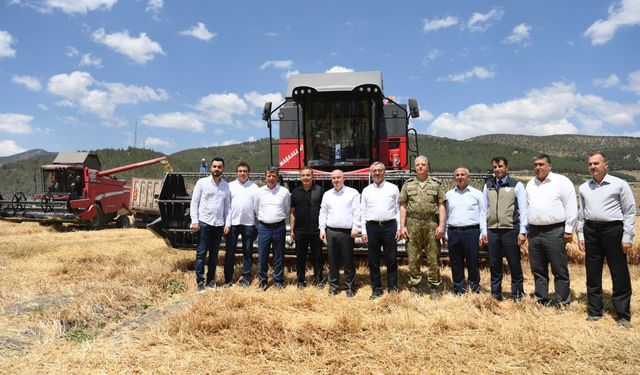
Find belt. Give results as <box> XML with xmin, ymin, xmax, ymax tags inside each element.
<box><xmin>407</xmin><ymin>213</ymin><xmax>436</xmax><ymax>220</ymax></box>
<box><xmin>529</xmin><ymin>222</ymin><xmax>564</xmax><ymax>231</ymax></box>
<box><xmin>585</xmin><ymin>220</ymin><xmax>622</xmax><ymax>227</ymax></box>
<box><xmin>259</xmin><ymin>220</ymin><xmax>285</xmax><ymax>228</ymax></box>
<box><xmin>448</xmin><ymin>224</ymin><xmax>480</xmax><ymax>231</ymax></box>
<box><xmin>367</xmin><ymin>219</ymin><xmax>396</xmax><ymax>226</ymax></box>
<box><xmin>327</xmin><ymin>227</ymin><xmax>352</xmax><ymax>233</ymax></box>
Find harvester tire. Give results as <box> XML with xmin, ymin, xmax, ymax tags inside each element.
<box><xmin>90</xmin><ymin>206</ymin><xmax>104</xmax><ymax>230</ymax></box>
<box><xmin>116</xmin><ymin>215</ymin><xmax>131</xmax><ymax>228</ymax></box>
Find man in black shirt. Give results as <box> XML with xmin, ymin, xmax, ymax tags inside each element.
<box><xmin>290</xmin><ymin>166</ymin><xmax>325</xmax><ymax>288</ymax></box>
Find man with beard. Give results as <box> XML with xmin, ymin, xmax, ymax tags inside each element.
<box><xmin>190</xmin><ymin>157</ymin><xmax>231</xmax><ymax>293</ymax></box>
<box><xmin>290</xmin><ymin>167</ymin><xmax>325</xmax><ymax>288</ymax></box>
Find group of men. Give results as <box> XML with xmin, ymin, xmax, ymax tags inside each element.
<box><xmin>190</xmin><ymin>152</ymin><xmax>636</xmax><ymax>326</ymax></box>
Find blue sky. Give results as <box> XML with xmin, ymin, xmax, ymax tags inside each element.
<box><xmin>0</xmin><ymin>0</ymin><xmax>639</xmax><ymax>156</ymax></box>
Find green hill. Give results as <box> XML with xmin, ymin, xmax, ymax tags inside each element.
<box><xmin>1</xmin><ymin>134</ymin><xmax>638</xmax><ymax>196</ymax></box>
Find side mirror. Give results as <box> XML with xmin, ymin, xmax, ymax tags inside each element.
<box><xmin>262</xmin><ymin>102</ymin><xmax>272</xmax><ymax>121</ymax></box>
<box><xmin>408</xmin><ymin>98</ymin><xmax>419</xmax><ymax>118</ymax></box>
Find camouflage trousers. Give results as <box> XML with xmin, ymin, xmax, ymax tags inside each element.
<box><xmin>406</xmin><ymin>217</ymin><xmax>441</xmax><ymax>288</ymax></box>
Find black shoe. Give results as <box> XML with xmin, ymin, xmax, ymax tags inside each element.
<box><xmin>453</xmin><ymin>290</ymin><xmax>465</xmax><ymax>297</ymax></box>
<box><xmin>259</xmin><ymin>282</ymin><xmax>268</xmax><ymax>291</ymax></box>
<box><xmin>197</xmin><ymin>282</ymin><xmax>206</xmax><ymax>294</ymax></box>
<box><xmin>586</xmin><ymin>315</ymin><xmax>602</xmax><ymax>322</ymax></box>
<box><xmin>297</xmin><ymin>281</ymin><xmax>306</xmax><ymax>289</ymax></box>
<box><xmin>617</xmin><ymin>319</ymin><xmax>630</xmax><ymax>328</ymax></box>
<box><xmin>388</xmin><ymin>287</ymin><xmax>398</xmax><ymax>294</ymax></box>
<box><xmin>369</xmin><ymin>289</ymin><xmax>383</xmax><ymax>300</ymax></box>
<box><xmin>274</xmin><ymin>283</ymin><xmax>284</xmax><ymax>290</ymax></box>
<box><xmin>492</xmin><ymin>294</ymin><xmax>504</xmax><ymax>302</ymax></box>
<box><xmin>536</xmin><ymin>298</ymin><xmax>552</xmax><ymax>307</ymax></box>
<box><xmin>346</xmin><ymin>290</ymin><xmax>355</xmax><ymax>298</ymax></box>
<box><xmin>221</xmin><ymin>282</ymin><xmax>232</xmax><ymax>289</ymax></box>
<box><xmin>329</xmin><ymin>288</ymin><xmax>339</xmax><ymax>296</ymax></box>
<box><xmin>206</xmin><ymin>280</ymin><xmax>216</xmax><ymax>289</ymax></box>
<box><xmin>238</xmin><ymin>279</ymin><xmax>250</xmax><ymax>287</ymax></box>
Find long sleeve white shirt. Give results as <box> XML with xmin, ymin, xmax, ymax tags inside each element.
<box><xmin>318</xmin><ymin>185</ymin><xmax>361</xmax><ymax>233</ymax></box>
<box><xmin>526</xmin><ymin>171</ymin><xmax>578</xmax><ymax>233</ymax></box>
<box><xmin>190</xmin><ymin>176</ymin><xmax>230</xmax><ymax>227</ymax></box>
<box><xmin>228</xmin><ymin>179</ymin><xmax>259</xmax><ymax>226</ymax></box>
<box><xmin>360</xmin><ymin>180</ymin><xmax>400</xmax><ymax>236</ymax></box>
<box><xmin>254</xmin><ymin>184</ymin><xmax>291</xmax><ymax>224</ymax></box>
<box><xmin>577</xmin><ymin>174</ymin><xmax>637</xmax><ymax>243</ymax></box>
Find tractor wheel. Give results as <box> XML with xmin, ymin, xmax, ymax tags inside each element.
<box><xmin>116</xmin><ymin>215</ymin><xmax>131</xmax><ymax>228</ymax></box>
<box><xmin>89</xmin><ymin>206</ymin><xmax>104</xmax><ymax>230</ymax></box>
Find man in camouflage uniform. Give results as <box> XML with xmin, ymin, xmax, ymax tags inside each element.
<box><xmin>399</xmin><ymin>155</ymin><xmax>447</xmax><ymax>299</ymax></box>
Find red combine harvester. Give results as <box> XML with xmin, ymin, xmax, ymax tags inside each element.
<box><xmin>0</xmin><ymin>152</ymin><xmax>169</xmax><ymax>229</ymax></box>
<box><xmin>149</xmin><ymin>71</ymin><xmax>420</xmax><ymax>249</ymax></box>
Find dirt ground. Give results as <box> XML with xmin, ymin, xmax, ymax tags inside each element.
<box><xmin>0</xmin><ymin>221</ymin><xmax>639</xmax><ymax>374</ymax></box>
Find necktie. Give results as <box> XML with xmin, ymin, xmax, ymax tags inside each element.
<box><xmin>497</xmin><ymin>179</ymin><xmax>503</xmax><ymax>188</ymax></box>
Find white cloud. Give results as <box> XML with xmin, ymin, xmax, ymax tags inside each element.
<box><xmin>80</xmin><ymin>53</ymin><xmax>103</xmax><ymax>68</ymax></box>
<box><xmin>179</xmin><ymin>22</ymin><xmax>216</xmax><ymax>42</ymax></box>
<box><xmin>624</xmin><ymin>70</ymin><xmax>640</xmax><ymax>95</ymax></box>
<box><xmin>265</xmin><ymin>32</ymin><xmax>279</xmax><ymax>37</ymax></box>
<box><xmin>12</xmin><ymin>75</ymin><xmax>42</xmax><ymax>91</ymax></box>
<box><xmin>467</xmin><ymin>7</ymin><xmax>504</xmax><ymax>32</ymax></box>
<box><xmin>141</xmin><ymin>112</ymin><xmax>205</xmax><ymax>132</ymax></box>
<box><xmin>437</xmin><ymin>66</ymin><xmax>495</xmax><ymax>82</ymax></box>
<box><xmin>421</xmin><ymin>48</ymin><xmax>443</xmax><ymax>66</ymax></box>
<box><xmin>209</xmin><ymin>139</ymin><xmax>242</xmax><ymax>147</ymax></box>
<box><xmin>47</xmin><ymin>71</ymin><xmax>168</xmax><ymax>120</ymax></box>
<box><xmin>66</xmin><ymin>46</ymin><xmax>78</xmax><ymax>57</ymax></box>
<box><xmin>0</xmin><ymin>30</ymin><xmax>17</xmax><ymax>59</ymax></box>
<box><xmin>38</xmin><ymin>104</ymin><xmax>49</xmax><ymax>111</ymax></box>
<box><xmin>593</xmin><ymin>74</ymin><xmax>620</xmax><ymax>88</ymax></box>
<box><xmin>146</xmin><ymin>0</ymin><xmax>162</xmax><ymax>17</ymax></box>
<box><xmin>428</xmin><ymin>81</ymin><xmax>640</xmax><ymax>139</ymax></box>
<box><xmin>503</xmin><ymin>23</ymin><xmax>532</xmax><ymax>45</ymax></box>
<box><xmin>0</xmin><ymin>113</ymin><xmax>33</xmax><ymax>134</ymax></box>
<box><xmin>92</xmin><ymin>28</ymin><xmax>164</xmax><ymax>64</ymax></box>
<box><xmin>259</xmin><ymin>60</ymin><xmax>293</xmax><ymax>70</ymax></box>
<box><xmin>584</xmin><ymin>0</ymin><xmax>640</xmax><ymax>45</ymax></box>
<box><xmin>195</xmin><ymin>93</ymin><xmax>249</xmax><ymax>125</ymax></box>
<box><xmin>143</xmin><ymin>136</ymin><xmax>172</xmax><ymax>148</ymax></box>
<box><xmin>243</xmin><ymin>91</ymin><xmax>284</xmax><ymax>109</ymax></box>
<box><xmin>423</xmin><ymin>16</ymin><xmax>459</xmax><ymax>32</ymax></box>
<box><xmin>283</xmin><ymin>70</ymin><xmax>300</xmax><ymax>80</ymax></box>
<box><xmin>38</xmin><ymin>0</ymin><xmax>116</xmax><ymax>14</ymax></box>
<box><xmin>0</xmin><ymin>140</ymin><xmax>26</xmax><ymax>156</ymax></box>
<box><xmin>325</xmin><ymin>66</ymin><xmax>354</xmax><ymax>73</ymax></box>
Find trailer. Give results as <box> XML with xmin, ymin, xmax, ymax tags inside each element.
<box><xmin>0</xmin><ymin>153</ymin><xmax>170</xmax><ymax>229</ymax></box>
<box><xmin>129</xmin><ymin>177</ymin><xmax>163</xmax><ymax>227</ymax></box>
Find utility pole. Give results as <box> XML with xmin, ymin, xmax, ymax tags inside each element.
<box><xmin>134</xmin><ymin>120</ymin><xmax>138</xmax><ymax>149</ymax></box>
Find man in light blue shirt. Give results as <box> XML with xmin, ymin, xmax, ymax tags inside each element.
<box><xmin>445</xmin><ymin>167</ymin><xmax>487</xmax><ymax>295</ymax></box>
<box><xmin>190</xmin><ymin>157</ymin><xmax>231</xmax><ymax>293</ymax></box>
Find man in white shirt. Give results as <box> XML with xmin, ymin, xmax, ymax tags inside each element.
<box><xmin>577</xmin><ymin>152</ymin><xmax>636</xmax><ymax>327</ymax></box>
<box><xmin>190</xmin><ymin>157</ymin><xmax>231</xmax><ymax>293</ymax></box>
<box><xmin>319</xmin><ymin>169</ymin><xmax>360</xmax><ymax>297</ymax></box>
<box><xmin>526</xmin><ymin>154</ymin><xmax>577</xmax><ymax>307</ymax></box>
<box><xmin>254</xmin><ymin>166</ymin><xmax>291</xmax><ymax>290</ymax></box>
<box><xmin>223</xmin><ymin>162</ymin><xmax>259</xmax><ymax>287</ymax></box>
<box><xmin>361</xmin><ymin>162</ymin><xmax>402</xmax><ymax>300</ymax></box>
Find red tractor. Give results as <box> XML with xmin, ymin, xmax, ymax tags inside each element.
<box><xmin>0</xmin><ymin>152</ymin><xmax>169</xmax><ymax>229</ymax></box>
<box><xmin>149</xmin><ymin>71</ymin><xmax>420</xmax><ymax>249</ymax></box>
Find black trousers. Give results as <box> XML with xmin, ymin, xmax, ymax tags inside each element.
<box><xmin>327</xmin><ymin>228</ymin><xmax>355</xmax><ymax>292</ymax></box>
<box><xmin>366</xmin><ymin>221</ymin><xmax>398</xmax><ymax>292</ymax></box>
<box><xmin>295</xmin><ymin>231</ymin><xmax>324</xmax><ymax>285</ymax></box>
<box><xmin>487</xmin><ymin>228</ymin><xmax>525</xmax><ymax>299</ymax></box>
<box><xmin>584</xmin><ymin>220</ymin><xmax>631</xmax><ymax>321</ymax></box>
<box><xmin>528</xmin><ymin>225</ymin><xmax>571</xmax><ymax>305</ymax></box>
<box><xmin>448</xmin><ymin>227</ymin><xmax>481</xmax><ymax>293</ymax></box>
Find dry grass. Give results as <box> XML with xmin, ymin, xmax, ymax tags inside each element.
<box><xmin>0</xmin><ymin>221</ymin><xmax>639</xmax><ymax>374</ymax></box>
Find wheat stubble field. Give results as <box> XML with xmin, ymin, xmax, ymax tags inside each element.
<box><xmin>0</xmin><ymin>220</ymin><xmax>639</xmax><ymax>374</ymax></box>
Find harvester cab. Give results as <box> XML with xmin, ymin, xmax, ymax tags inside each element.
<box><xmin>263</xmin><ymin>71</ymin><xmax>420</xmax><ymax>187</ymax></box>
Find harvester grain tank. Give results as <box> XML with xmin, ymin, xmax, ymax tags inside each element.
<box><xmin>0</xmin><ymin>152</ymin><xmax>169</xmax><ymax>229</ymax></box>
